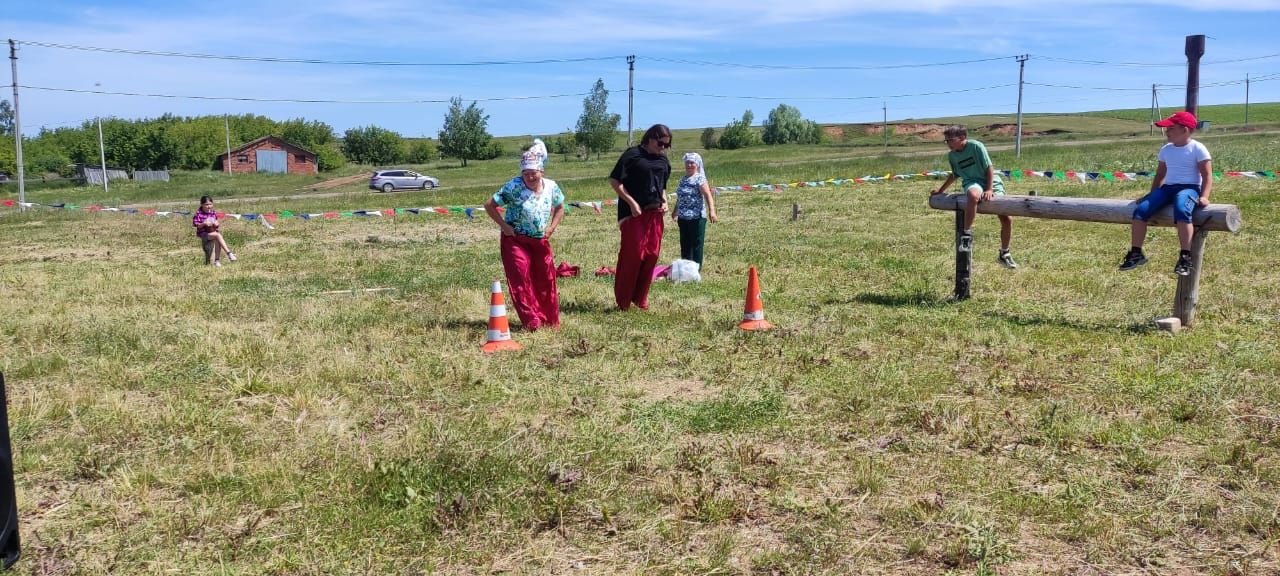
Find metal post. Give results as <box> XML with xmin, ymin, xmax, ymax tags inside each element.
<box><xmin>8</xmin><ymin>40</ymin><xmax>24</xmax><ymax>210</ymax></box>
<box><xmin>224</xmin><ymin>115</ymin><xmax>232</xmax><ymax>175</ymax></box>
<box><xmin>626</xmin><ymin>55</ymin><xmax>635</xmax><ymax>148</ymax></box>
<box><xmin>1244</xmin><ymin>74</ymin><xmax>1250</xmax><ymax>128</ymax></box>
<box><xmin>954</xmin><ymin>210</ymin><xmax>972</xmax><ymax>301</ymax></box>
<box><xmin>1150</xmin><ymin>84</ymin><xmax>1157</xmax><ymax>136</ymax></box>
<box><xmin>881</xmin><ymin>101</ymin><xmax>887</xmax><ymax>150</ymax></box>
<box><xmin>1173</xmin><ymin>228</ymin><xmax>1208</xmax><ymax>326</ymax></box>
<box><xmin>97</xmin><ymin>117</ymin><xmax>108</xmax><ymax>194</ymax></box>
<box><xmin>1184</xmin><ymin>34</ymin><xmax>1205</xmax><ymax>116</ymax></box>
<box><xmin>1154</xmin><ymin>86</ymin><xmax>1162</xmax><ymax>123</ymax></box>
<box><xmin>1015</xmin><ymin>54</ymin><xmax>1027</xmax><ymax>157</ymax></box>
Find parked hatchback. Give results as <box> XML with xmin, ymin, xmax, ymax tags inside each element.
<box><xmin>369</xmin><ymin>169</ymin><xmax>439</xmax><ymax>192</ymax></box>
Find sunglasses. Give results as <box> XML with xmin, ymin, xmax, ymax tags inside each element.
<box><xmin>655</xmin><ymin>139</ymin><xmax>672</xmax><ymax>149</ymax></box>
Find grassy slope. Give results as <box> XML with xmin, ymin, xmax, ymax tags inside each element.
<box><xmin>2</xmin><ymin>115</ymin><xmax>1279</xmax><ymax>575</ymax></box>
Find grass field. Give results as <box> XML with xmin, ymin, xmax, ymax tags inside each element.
<box><xmin>1</xmin><ymin>114</ymin><xmax>1279</xmax><ymax>574</ymax></box>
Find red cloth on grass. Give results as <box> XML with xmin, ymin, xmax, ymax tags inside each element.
<box><xmin>556</xmin><ymin>262</ymin><xmax>580</xmax><ymax>278</ymax></box>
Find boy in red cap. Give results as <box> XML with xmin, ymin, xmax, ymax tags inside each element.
<box><xmin>1119</xmin><ymin>111</ymin><xmax>1212</xmax><ymax>276</ymax></box>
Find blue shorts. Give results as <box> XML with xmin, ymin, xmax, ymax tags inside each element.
<box><xmin>1133</xmin><ymin>184</ymin><xmax>1200</xmax><ymax>224</ymax></box>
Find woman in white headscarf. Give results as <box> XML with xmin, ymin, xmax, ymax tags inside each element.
<box><xmin>483</xmin><ymin>140</ymin><xmax>564</xmax><ymax>330</ymax></box>
<box><xmin>672</xmin><ymin>152</ymin><xmax>717</xmax><ymax>269</ymax></box>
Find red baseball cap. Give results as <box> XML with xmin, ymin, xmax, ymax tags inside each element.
<box><xmin>1154</xmin><ymin>111</ymin><xmax>1198</xmax><ymax>129</ymax></box>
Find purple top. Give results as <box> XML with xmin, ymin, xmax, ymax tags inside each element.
<box><xmin>193</xmin><ymin>210</ymin><xmax>218</xmax><ymax>237</ymax></box>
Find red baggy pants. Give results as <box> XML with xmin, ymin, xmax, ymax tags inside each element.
<box><xmin>614</xmin><ymin>209</ymin><xmax>665</xmax><ymax>310</ymax></box>
<box><xmin>500</xmin><ymin>234</ymin><xmax>560</xmax><ymax>330</ymax></box>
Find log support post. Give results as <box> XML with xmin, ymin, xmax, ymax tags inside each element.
<box><xmin>954</xmin><ymin>210</ymin><xmax>971</xmax><ymax>301</ymax></box>
<box><xmin>1174</xmin><ymin>227</ymin><xmax>1209</xmax><ymax>326</ymax></box>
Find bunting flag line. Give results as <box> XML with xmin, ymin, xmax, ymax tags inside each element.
<box><xmin>2</xmin><ymin>168</ymin><xmax>1272</xmax><ymax>221</ymax></box>
<box><xmin>0</xmin><ymin>202</ymin><xmax>493</xmax><ymax>222</ymax></box>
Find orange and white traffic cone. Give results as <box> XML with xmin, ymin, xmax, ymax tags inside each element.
<box><xmin>739</xmin><ymin>266</ymin><xmax>775</xmax><ymax>331</ymax></box>
<box><xmin>481</xmin><ymin>280</ymin><xmax>522</xmax><ymax>353</ymax></box>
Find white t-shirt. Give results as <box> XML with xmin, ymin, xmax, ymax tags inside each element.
<box><xmin>1158</xmin><ymin>139</ymin><xmax>1211</xmax><ymax>186</ymax></box>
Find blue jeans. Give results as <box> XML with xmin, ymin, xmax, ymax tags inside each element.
<box><xmin>1133</xmin><ymin>184</ymin><xmax>1199</xmax><ymax>223</ymax></box>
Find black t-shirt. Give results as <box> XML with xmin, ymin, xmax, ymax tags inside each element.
<box><xmin>609</xmin><ymin>146</ymin><xmax>671</xmax><ymax>220</ymax></box>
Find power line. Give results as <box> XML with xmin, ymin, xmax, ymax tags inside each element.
<box><xmin>636</xmin><ymin>83</ymin><xmax>1016</xmax><ymax>101</ymax></box>
<box><xmin>18</xmin><ymin>85</ymin><xmax>591</xmax><ymax>104</ymax></box>
<box><xmin>1032</xmin><ymin>55</ymin><xmax>1183</xmax><ymax>68</ymax></box>
<box><xmin>1206</xmin><ymin>53</ymin><xmax>1280</xmax><ymax>65</ymax></box>
<box><xmin>1032</xmin><ymin>52</ymin><xmax>1280</xmax><ymax>67</ymax></box>
<box><xmin>642</xmin><ymin>55</ymin><xmax>1015</xmax><ymax>70</ymax></box>
<box><xmin>17</xmin><ymin>40</ymin><xmax>623</xmax><ymax>67</ymax></box>
<box><xmin>1026</xmin><ymin>82</ymin><xmax>1169</xmax><ymax>92</ymax></box>
<box><xmin>1198</xmin><ymin>72</ymin><xmax>1280</xmax><ymax>88</ymax></box>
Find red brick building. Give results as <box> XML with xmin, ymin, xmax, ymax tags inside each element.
<box><xmin>215</xmin><ymin>136</ymin><xmax>318</xmax><ymax>175</ymax></box>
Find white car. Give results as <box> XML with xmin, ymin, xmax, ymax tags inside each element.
<box><xmin>369</xmin><ymin>169</ymin><xmax>439</xmax><ymax>193</ymax></box>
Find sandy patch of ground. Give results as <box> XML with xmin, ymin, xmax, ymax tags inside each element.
<box><xmin>628</xmin><ymin>378</ymin><xmax>718</xmax><ymax>403</ymax></box>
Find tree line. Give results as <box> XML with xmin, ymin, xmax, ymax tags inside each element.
<box><xmin>0</xmin><ymin>80</ymin><xmax>826</xmax><ymax>177</ymax></box>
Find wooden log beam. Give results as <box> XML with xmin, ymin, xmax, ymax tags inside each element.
<box><xmin>928</xmin><ymin>194</ymin><xmax>1242</xmax><ymax>233</ymax></box>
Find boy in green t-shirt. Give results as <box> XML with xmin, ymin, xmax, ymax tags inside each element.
<box><xmin>930</xmin><ymin>125</ymin><xmax>1017</xmax><ymax>269</ymax></box>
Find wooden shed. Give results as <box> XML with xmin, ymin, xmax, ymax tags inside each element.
<box><xmin>216</xmin><ymin>136</ymin><xmax>318</xmax><ymax>175</ymax></box>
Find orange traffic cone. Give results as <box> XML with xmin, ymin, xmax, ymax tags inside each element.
<box><xmin>481</xmin><ymin>280</ymin><xmax>523</xmax><ymax>353</ymax></box>
<box><xmin>739</xmin><ymin>266</ymin><xmax>775</xmax><ymax>331</ymax></box>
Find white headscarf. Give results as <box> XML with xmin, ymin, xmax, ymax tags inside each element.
<box><xmin>682</xmin><ymin>152</ymin><xmax>705</xmax><ymax>180</ymax></box>
<box><xmin>520</xmin><ymin>138</ymin><xmax>548</xmax><ymax>171</ymax></box>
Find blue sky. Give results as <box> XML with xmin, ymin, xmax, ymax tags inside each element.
<box><xmin>3</xmin><ymin>0</ymin><xmax>1278</xmax><ymax>138</ymax></box>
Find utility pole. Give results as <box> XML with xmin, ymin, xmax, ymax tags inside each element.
<box><xmin>97</xmin><ymin>117</ymin><xmax>109</xmax><ymax>195</ymax></box>
<box><xmin>1155</xmin><ymin>86</ymin><xmax>1162</xmax><ymax>124</ymax></box>
<box><xmin>8</xmin><ymin>40</ymin><xmax>24</xmax><ymax>210</ymax></box>
<box><xmin>1244</xmin><ymin>73</ymin><xmax>1250</xmax><ymax>128</ymax></box>
<box><xmin>1015</xmin><ymin>54</ymin><xmax>1028</xmax><ymax>158</ymax></box>
<box><xmin>224</xmin><ymin>115</ymin><xmax>232</xmax><ymax>175</ymax></box>
<box><xmin>1184</xmin><ymin>34</ymin><xmax>1205</xmax><ymax>117</ymax></box>
<box><xmin>626</xmin><ymin>55</ymin><xmax>635</xmax><ymax>147</ymax></box>
<box><xmin>881</xmin><ymin>101</ymin><xmax>888</xmax><ymax>150</ymax></box>
<box><xmin>1152</xmin><ymin>83</ymin><xmax>1162</xmax><ymax>135</ymax></box>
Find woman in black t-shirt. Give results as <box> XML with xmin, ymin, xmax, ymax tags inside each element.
<box><xmin>608</xmin><ymin>124</ymin><xmax>672</xmax><ymax>311</ymax></box>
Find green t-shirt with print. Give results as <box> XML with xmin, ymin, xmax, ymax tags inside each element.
<box><xmin>947</xmin><ymin>139</ymin><xmax>1003</xmax><ymax>193</ymax></box>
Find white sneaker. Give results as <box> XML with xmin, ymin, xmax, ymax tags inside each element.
<box><xmin>227</xmin><ymin>252</ymin><xmax>237</xmax><ymax>262</ymax></box>
<box><xmin>214</xmin><ymin>260</ymin><xmax>222</xmax><ymax>267</ymax></box>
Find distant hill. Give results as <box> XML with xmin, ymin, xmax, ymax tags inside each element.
<box><xmin>463</xmin><ymin>102</ymin><xmax>1280</xmax><ymax>156</ymax></box>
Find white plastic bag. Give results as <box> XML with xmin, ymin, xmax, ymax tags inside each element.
<box><xmin>669</xmin><ymin>259</ymin><xmax>702</xmax><ymax>283</ymax></box>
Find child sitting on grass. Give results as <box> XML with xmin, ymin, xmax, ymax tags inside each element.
<box><xmin>193</xmin><ymin>195</ymin><xmax>237</xmax><ymax>267</ymax></box>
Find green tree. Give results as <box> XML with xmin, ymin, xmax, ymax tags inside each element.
<box><xmin>343</xmin><ymin>125</ymin><xmax>405</xmax><ymax>165</ymax></box>
<box><xmin>700</xmin><ymin>127</ymin><xmax>719</xmax><ymax>150</ymax></box>
<box><xmin>762</xmin><ymin>104</ymin><xmax>823</xmax><ymax>145</ymax></box>
<box><xmin>717</xmin><ymin>110</ymin><xmax>759</xmax><ymax>150</ymax></box>
<box><xmin>547</xmin><ymin>132</ymin><xmax>576</xmax><ymax>160</ymax></box>
<box><xmin>406</xmin><ymin>139</ymin><xmax>438</xmax><ymax>163</ymax></box>
<box><xmin>438</xmin><ymin>97</ymin><xmax>493</xmax><ymax>167</ymax></box>
<box><xmin>480</xmin><ymin>140</ymin><xmax>505</xmax><ymax>160</ymax></box>
<box><xmin>0</xmin><ymin>99</ymin><xmax>13</xmax><ymax>137</ymax></box>
<box><xmin>22</xmin><ymin>137</ymin><xmax>73</xmax><ymax>176</ymax></box>
<box><xmin>574</xmin><ymin>79</ymin><xmax>620</xmax><ymax>160</ymax></box>
<box><xmin>279</xmin><ymin>118</ymin><xmax>337</xmax><ymax>151</ymax></box>
<box><xmin>313</xmin><ymin>143</ymin><xmax>347</xmax><ymax>171</ymax></box>
<box><xmin>0</xmin><ymin>137</ymin><xmax>15</xmax><ymax>176</ymax></box>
